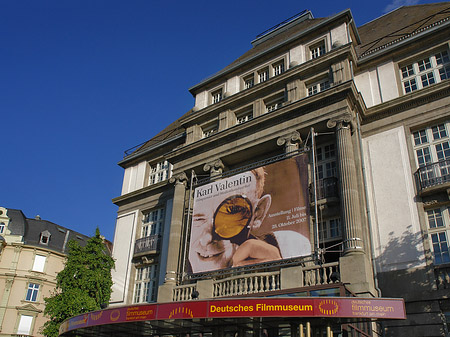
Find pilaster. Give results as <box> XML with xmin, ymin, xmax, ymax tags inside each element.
<box><xmin>163</xmin><ymin>173</ymin><xmax>188</xmax><ymax>284</ymax></box>
<box><xmin>185</xmin><ymin>125</ymin><xmax>203</xmax><ymax>145</ymax></box>
<box><xmin>218</xmin><ymin>110</ymin><xmax>235</xmax><ymax>131</ymax></box>
<box><xmin>327</xmin><ymin>115</ymin><xmax>363</xmax><ymax>254</ymax></box>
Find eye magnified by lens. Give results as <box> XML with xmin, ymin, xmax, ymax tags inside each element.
<box><xmin>214</xmin><ymin>196</ymin><xmax>252</xmax><ymax>238</ymax></box>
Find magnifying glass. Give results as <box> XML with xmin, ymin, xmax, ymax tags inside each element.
<box><xmin>213</xmin><ymin>195</ymin><xmax>253</xmax><ymax>244</ymax></box>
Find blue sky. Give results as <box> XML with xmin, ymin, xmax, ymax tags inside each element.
<box><xmin>0</xmin><ymin>0</ymin><xmax>438</xmax><ymax>241</ymax></box>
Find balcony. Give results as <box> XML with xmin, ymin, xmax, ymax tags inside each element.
<box><xmin>134</xmin><ymin>235</ymin><xmax>161</xmax><ymax>257</ymax></box>
<box><xmin>414</xmin><ymin>159</ymin><xmax>450</xmax><ymax>194</ymax></box>
<box><xmin>310</xmin><ymin>177</ymin><xmax>339</xmax><ymax>201</ymax></box>
<box><xmin>173</xmin><ymin>262</ymin><xmax>340</xmax><ymax>301</ymax></box>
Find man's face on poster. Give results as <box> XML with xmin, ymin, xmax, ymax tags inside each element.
<box><xmin>189</xmin><ymin>172</ymin><xmax>261</xmax><ymax>273</ymax></box>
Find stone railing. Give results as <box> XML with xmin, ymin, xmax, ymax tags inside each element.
<box><xmin>303</xmin><ymin>262</ymin><xmax>340</xmax><ymax>286</ymax></box>
<box><xmin>173</xmin><ymin>262</ymin><xmax>340</xmax><ymax>301</ymax></box>
<box><xmin>213</xmin><ymin>271</ymin><xmax>280</xmax><ymax>297</ymax></box>
<box><xmin>173</xmin><ymin>283</ymin><xmax>197</xmax><ymax>301</ymax></box>
<box><xmin>435</xmin><ymin>265</ymin><xmax>450</xmax><ymax>289</ymax></box>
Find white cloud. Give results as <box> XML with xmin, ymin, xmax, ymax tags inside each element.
<box><xmin>383</xmin><ymin>0</ymin><xmax>421</xmax><ymax>14</ymax></box>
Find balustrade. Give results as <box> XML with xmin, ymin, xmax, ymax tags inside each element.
<box><xmin>172</xmin><ymin>262</ymin><xmax>340</xmax><ymax>301</ymax></box>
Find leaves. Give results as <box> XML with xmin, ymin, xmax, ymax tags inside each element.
<box><xmin>42</xmin><ymin>228</ymin><xmax>114</xmax><ymax>337</ymax></box>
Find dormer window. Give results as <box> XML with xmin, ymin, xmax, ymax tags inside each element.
<box><xmin>273</xmin><ymin>61</ymin><xmax>284</xmax><ymax>76</ymax></box>
<box><xmin>244</xmin><ymin>75</ymin><xmax>254</xmax><ymax>89</ymax></box>
<box><xmin>0</xmin><ymin>223</ymin><xmax>5</xmax><ymax>234</ymax></box>
<box><xmin>258</xmin><ymin>68</ymin><xmax>269</xmax><ymax>83</ymax></box>
<box><xmin>211</xmin><ymin>89</ymin><xmax>223</xmax><ymax>104</ymax></box>
<box><xmin>39</xmin><ymin>230</ymin><xmax>51</xmax><ymax>245</ymax></box>
<box><xmin>310</xmin><ymin>41</ymin><xmax>326</xmax><ymax>59</ymax></box>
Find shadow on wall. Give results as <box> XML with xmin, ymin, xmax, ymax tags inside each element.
<box><xmin>375</xmin><ymin>225</ymin><xmax>436</xmax><ymax>298</ymax></box>
<box><xmin>375</xmin><ymin>228</ymin><xmax>448</xmax><ymax>336</ymax></box>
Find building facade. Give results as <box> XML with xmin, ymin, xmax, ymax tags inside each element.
<box><xmin>0</xmin><ymin>207</ymin><xmax>89</xmax><ymax>336</ymax></box>
<box><xmin>109</xmin><ymin>3</ymin><xmax>450</xmax><ymax>336</ymax></box>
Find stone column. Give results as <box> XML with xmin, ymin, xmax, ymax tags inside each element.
<box><xmin>164</xmin><ymin>172</ymin><xmax>188</xmax><ymax>284</ymax></box>
<box><xmin>327</xmin><ymin>115</ymin><xmax>364</xmax><ymax>254</ymax></box>
<box><xmin>277</xmin><ymin>131</ymin><xmax>302</xmax><ymax>154</ymax></box>
<box><xmin>203</xmin><ymin>159</ymin><xmax>225</xmax><ymax>178</ymax></box>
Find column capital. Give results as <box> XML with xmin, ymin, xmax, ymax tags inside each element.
<box><xmin>169</xmin><ymin>172</ymin><xmax>188</xmax><ymax>185</ymax></box>
<box><xmin>277</xmin><ymin>131</ymin><xmax>302</xmax><ymax>153</ymax></box>
<box><xmin>326</xmin><ymin>113</ymin><xmax>355</xmax><ymax>131</ymax></box>
<box><xmin>203</xmin><ymin>159</ymin><xmax>225</xmax><ymax>176</ymax></box>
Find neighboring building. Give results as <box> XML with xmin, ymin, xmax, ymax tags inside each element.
<box><xmin>0</xmin><ymin>207</ymin><xmax>90</xmax><ymax>337</ymax></box>
<box><xmin>62</xmin><ymin>3</ymin><xmax>449</xmax><ymax>337</ymax></box>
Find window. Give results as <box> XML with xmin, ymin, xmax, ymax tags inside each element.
<box><xmin>17</xmin><ymin>315</ymin><xmax>33</xmax><ymax>335</ymax></box>
<box><xmin>237</xmin><ymin>113</ymin><xmax>253</xmax><ymax>124</ymax></box>
<box><xmin>142</xmin><ymin>208</ymin><xmax>164</xmax><ymax>238</ymax></box>
<box><xmin>308</xmin><ymin>79</ymin><xmax>330</xmax><ymax>96</ymax></box>
<box><xmin>266</xmin><ymin>102</ymin><xmax>281</xmax><ymax>113</ymax></box>
<box><xmin>25</xmin><ymin>283</ymin><xmax>40</xmax><ymax>302</ymax></box>
<box><xmin>426</xmin><ymin>207</ymin><xmax>450</xmax><ymax>264</ymax></box>
<box><xmin>412</xmin><ymin>121</ymin><xmax>450</xmax><ymax>187</ymax></box>
<box><xmin>272</xmin><ymin>61</ymin><xmax>284</xmax><ymax>76</ymax></box>
<box><xmin>39</xmin><ymin>230</ymin><xmax>51</xmax><ymax>245</ymax></box>
<box><xmin>149</xmin><ymin>161</ymin><xmax>172</xmax><ymax>186</ymax></box>
<box><xmin>258</xmin><ymin>68</ymin><xmax>269</xmax><ymax>83</ymax></box>
<box><xmin>32</xmin><ymin>254</ymin><xmax>46</xmax><ymax>272</ymax></box>
<box><xmin>0</xmin><ymin>222</ymin><xmax>5</xmax><ymax>234</ymax></box>
<box><xmin>202</xmin><ymin>124</ymin><xmax>218</xmax><ymax>138</ymax></box>
<box><xmin>315</xmin><ymin>143</ymin><xmax>338</xmax><ymax>199</ymax></box>
<box><xmin>400</xmin><ymin>50</ymin><xmax>450</xmax><ymax>94</ymax></box>
<box><xmin>264</xmin><ymin>94</ymin><xmax>284</xmax><ymax>113</ymax></box>
<box><xmin>310</xmin><ymin>41</ymin><xmax>326</xmax><ymax>59</ymax></box>
<box><xmin>133</xmin><ymin>265</ymin><xmax>158</xmax><ymax>303</ymax></box>
<box><xmin>318</xmin><ymin>218</ymin><xmax>342</xmax><ymax>242</ymax></box>
<box><xmin>316</xmin><ymin>143</ymin><xmax>337</xmax><ymax>180</ymax></box>
<box><xmin>211</xmin><ymin>89</ymin><xmax>223</xmax><ymax>104</ymax></box>
<box><xmin>244</xmin><ymin>75</ymin><xmax>254</xmax><ymax>89</ymax></box>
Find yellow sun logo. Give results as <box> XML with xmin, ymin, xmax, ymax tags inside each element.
<box><xmin>318</xmin><ymin>299</ymin><xmax>339</xmax><ymax>315</ymax></box>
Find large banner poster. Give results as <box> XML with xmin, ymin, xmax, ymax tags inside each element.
<box><xmin>188</xmin><ymin>155</ymin><xmax>310</xmax><ymax>274</ymax></box>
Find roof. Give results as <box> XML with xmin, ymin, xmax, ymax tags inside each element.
<box><xmin>122</xmin><ymin>3</ymin><xmax>450</xmax><ymax>161</ymax></box>
<box><xmin>6</xmin><ymin>208</ymin><xmax>90</xmax><ymax>254</ymax></box>
<box><xmin>356</xmin><ymin>2</ymin><xmax>450</xmax><ymax>58</ymax></box>
<box><xmin>188</xmin><ymin>16</ymin><xmax>330</xmax><ymax>94</ymax></box>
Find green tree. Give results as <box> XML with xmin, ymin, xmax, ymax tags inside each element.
<box><xmin>42</xmin><ymin>228</ymin><xmax>115</xmax><ymax>337</ymax></box>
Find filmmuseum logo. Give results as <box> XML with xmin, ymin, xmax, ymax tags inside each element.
<box><xmin>318</xmin><ymin>299</ymin><xmax>339</xmax><ymax>315</ymax></box>
<box><xmin>169</xmin><ymin>306</ymin><xmax>194</xmax><ymax>318</ymax></box>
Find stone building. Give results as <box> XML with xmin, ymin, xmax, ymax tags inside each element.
<box><xmin>63</xmin><ymin>3</ymin><xmax>450</xmax><ymax>336</ymax></box>
<box><xmin>0</xmin><ymin>207</ymin><xmax>90</xmax><ymax>336</ymax></box>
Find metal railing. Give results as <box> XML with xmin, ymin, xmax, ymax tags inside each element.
<box><xmin>414</xmin><ymin>159</ymin><xmax>450</xmax><ymax>191</ymax></box>
<box><xmin>311</xmin><ymin>177</ymin><xmax>339</xmax><ymax>200</ymax></box>
<box><xmin>134</xmin><ymin>235</ymin><xmax>160</xmax><ymax>255</ymax></box>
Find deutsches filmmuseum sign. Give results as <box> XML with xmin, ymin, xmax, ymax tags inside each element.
<box><xmin>60</xmin><ymin>297</ymin><xmax>406</xmax><ymax>334</ymax></box>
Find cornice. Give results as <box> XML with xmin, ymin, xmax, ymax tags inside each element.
<box><xmin>166</xmin><ymin>80</ymin><xmax>365</xmax><ymax>165</ymax></box>
<box><xmin>361</xmin><ymin>81</ymin><xmax>450</xmax><ymax>124</ymax></box>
